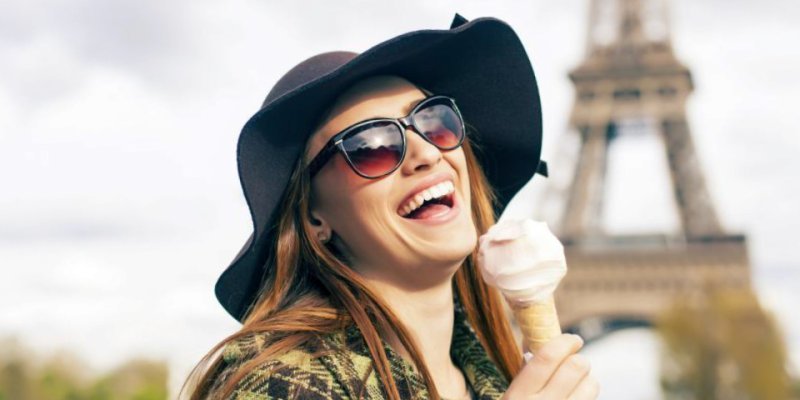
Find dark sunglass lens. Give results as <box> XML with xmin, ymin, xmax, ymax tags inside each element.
<box><xmin>341</xmin><ymin>121</ymin><xmax>404</xmax><ymax>177</ymax></box>
<box><xmin>414</xmin><ymin>102</ymin><xmax>463</xmax><ymax>149</ymax></box>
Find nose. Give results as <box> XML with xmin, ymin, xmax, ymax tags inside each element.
<box><xmin>400</xmin><ymin>127</ymin><xmax>442</xmax><ymax>174</ymax></box>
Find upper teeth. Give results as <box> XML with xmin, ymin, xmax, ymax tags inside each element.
<box><xmin>400</xmin><ymin>181</ymin><xmax>455</xmax><ymax>217</ymax></box>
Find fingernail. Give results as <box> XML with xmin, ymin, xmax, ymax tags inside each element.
<box><xmin>523</xmin><ymin>351</ymin><xmax>534</xmax><ymax>363</ymax></box>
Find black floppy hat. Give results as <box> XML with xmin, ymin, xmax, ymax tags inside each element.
<box><xmin>215</xmin><ymin>13</ymin><xmax>549</xmax><ymax>323</ymax></box>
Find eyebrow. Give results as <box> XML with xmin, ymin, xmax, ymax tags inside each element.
<box><xmin>358</xmin><ymin>96</ymin><xmax>429</xmax><ymax>121</ymax></box>
<box><xmin>405</xmin><ymin>96</ymin><xmax>430</xmax><ymax>114</ymax></box>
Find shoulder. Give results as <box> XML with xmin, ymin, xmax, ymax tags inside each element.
<box><xmin>215</xmin><ymin>332</ymin><xmax>352</xmax><ymax>400</ymax></box>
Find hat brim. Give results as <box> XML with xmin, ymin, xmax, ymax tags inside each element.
<box><xmin>216</xmin><ymin>15</ymin><xmax>544</xmax><ymax>322</ymax></box>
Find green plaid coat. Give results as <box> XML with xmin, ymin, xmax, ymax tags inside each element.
<box><xmin>217</xmin><ymin>303</ymin><xmax>510</xmax><ymax>399</ymax></box>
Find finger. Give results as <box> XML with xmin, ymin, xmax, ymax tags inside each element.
<box><xmin>538</xmin><ymin>353</ymin><xmax>591</xmax><ymax>399</ymax></box>
<box><xmin>506</xmin><ymin>334</ymin><xmax>584</xmax><ymax>395</ymax></box>
<box><xmin>567</xmin><ymin>375</ymin><xmax>600</xmax><ymax>400</ymax></box>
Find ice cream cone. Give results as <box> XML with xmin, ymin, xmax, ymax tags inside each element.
<box><xmin>477</xmin><ymin>219</ymin><xmax>567</xmax><ymax>354</ymax></box>
<box><xmin>511</xmin><ymin>296</ymin><xmax>561</xmax><ymax>353</ymax></box>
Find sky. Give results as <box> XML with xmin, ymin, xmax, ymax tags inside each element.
<box><xmin>1</xmin><ymin>0</ymin><xmax>799</xmax><ymax>398</ymax></box>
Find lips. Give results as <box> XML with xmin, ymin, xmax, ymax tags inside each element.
<box><xmin>396</xmin><ymin>180</ymin><xmax>456</xmax><ymax>224</ymax></box>
<box><xmin>405</xmin><ymin>193</ymin><xmax>455</xmax><ymax>219</ymax></box>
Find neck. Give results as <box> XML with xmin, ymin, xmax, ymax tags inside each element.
<box><xmin>364</xmin><ymin>270</ymin><xmax>469</xmax><ymax>398</ymax></box>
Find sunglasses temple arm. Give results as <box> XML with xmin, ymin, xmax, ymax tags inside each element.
<box><xmin>307</xmin><ymin>142</ymin><xmax>339</xmax><ymax>178</ymax></box>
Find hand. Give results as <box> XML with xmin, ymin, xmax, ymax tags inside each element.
<box><xmin>501</xmin><ymin>334</ymin><xmax>599</xmax><ymax>400</ymax></box>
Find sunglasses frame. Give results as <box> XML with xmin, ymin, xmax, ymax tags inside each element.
<box><xmin>306</xmin><ymin>95</ymin><xmax>465</xmax><ymax>179</ymax></box>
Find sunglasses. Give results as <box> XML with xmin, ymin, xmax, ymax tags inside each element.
<box><xmin>306</xmin><ymin>95</ymin><xmax>466</xmax><ymax>179</ymax></box>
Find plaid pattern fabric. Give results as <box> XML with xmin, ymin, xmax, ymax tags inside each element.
<box><xmin>217</xmin><ymin>302</ymin><xmax>510</xmax><ymax>399</ymax></box>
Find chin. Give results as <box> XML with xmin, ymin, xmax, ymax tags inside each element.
<box><xmin>422</xmin><ymin>227</ymin><xmax>478</xmax><ymax>265</ymax></box>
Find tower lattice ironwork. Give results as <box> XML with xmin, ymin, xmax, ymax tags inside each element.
<box><xmin>539</xmin><ymin>0</ymin><xmax>752</xmax><ymax>339</ymax></box>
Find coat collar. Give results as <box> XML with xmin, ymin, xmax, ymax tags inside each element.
<box><xmin>318</xmin><ymin>297</ymin><xmax>509</xmax><ymax>399</ymax></box>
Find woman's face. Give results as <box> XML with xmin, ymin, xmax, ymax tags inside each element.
<box><xmin>305</xmin><ymin>75</ymin><xmax>477</xmax><ymax>288</ymax></box>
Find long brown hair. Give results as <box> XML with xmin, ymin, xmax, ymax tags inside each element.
<box><xmin>180</xmin><ymin>123</ymin><xmax>523</xmax><ymax>400</ymax></box>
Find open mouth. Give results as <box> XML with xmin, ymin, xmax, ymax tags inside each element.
<box><xmin>398</xmin><ymin>181</ymin><xmax>456</xmax><ymax>220</ymax></box>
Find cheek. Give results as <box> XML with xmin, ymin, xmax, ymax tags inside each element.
<box><xmin>312</xmin><ymin>164</ymin><xmax>393</xmax><ymax>231</ymax></box>
<box><xmin>445</xmin><ymin>151</ymin><xmax>471</xmax><ymax>203</ymax></box>
<box><xmin>445</xmin><ymin>147</ymin><xmax>468</xmax><ymax>173</ymax></box>
<box><xmin>312</xmin><ymin>174</ymin><xmax>411</xmax><ymax>259</ymax></box>
<box><xmin>313</xmin><ymin>155</ymin><xmax>371</xmax><ymax>197</ymax></box>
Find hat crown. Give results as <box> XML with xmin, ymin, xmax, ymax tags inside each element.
<box><xmin>262</xmin><ymin>51</ymin><xmax>358</xmax><ymax>109</ymax></box>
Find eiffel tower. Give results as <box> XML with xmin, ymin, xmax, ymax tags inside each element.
<box><xmin>540</xmin><ymin>0</ymin><xmax>752</xmax><ymax>340</ymax></box>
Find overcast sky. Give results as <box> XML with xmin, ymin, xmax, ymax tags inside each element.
<box><xmin>1</xmin><ymin>0</ymin><xmax>799</xmax><ymax>398</ymax></box>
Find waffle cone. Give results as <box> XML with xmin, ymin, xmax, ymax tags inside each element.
<box><xmin>511</xmin><ymin>296</ymin><xmax>561</xmax><ymax>353</ymax></box>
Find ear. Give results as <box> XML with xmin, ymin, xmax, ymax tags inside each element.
<box><xmin>308</xmin><ymin>209</ymin><xmax>332</xmax><ymax>243</ymax></box>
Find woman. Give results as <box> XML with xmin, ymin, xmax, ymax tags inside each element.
<box><xmin>183</xmin><ymin>14</ymin><xmax>598</xmax><ymax>400</ymax></box>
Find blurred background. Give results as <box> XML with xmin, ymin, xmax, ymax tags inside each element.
<box><xmin>1</xmin><ymin>0</ymin><xmax>798</xmax><ymax>399</ymax></box>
